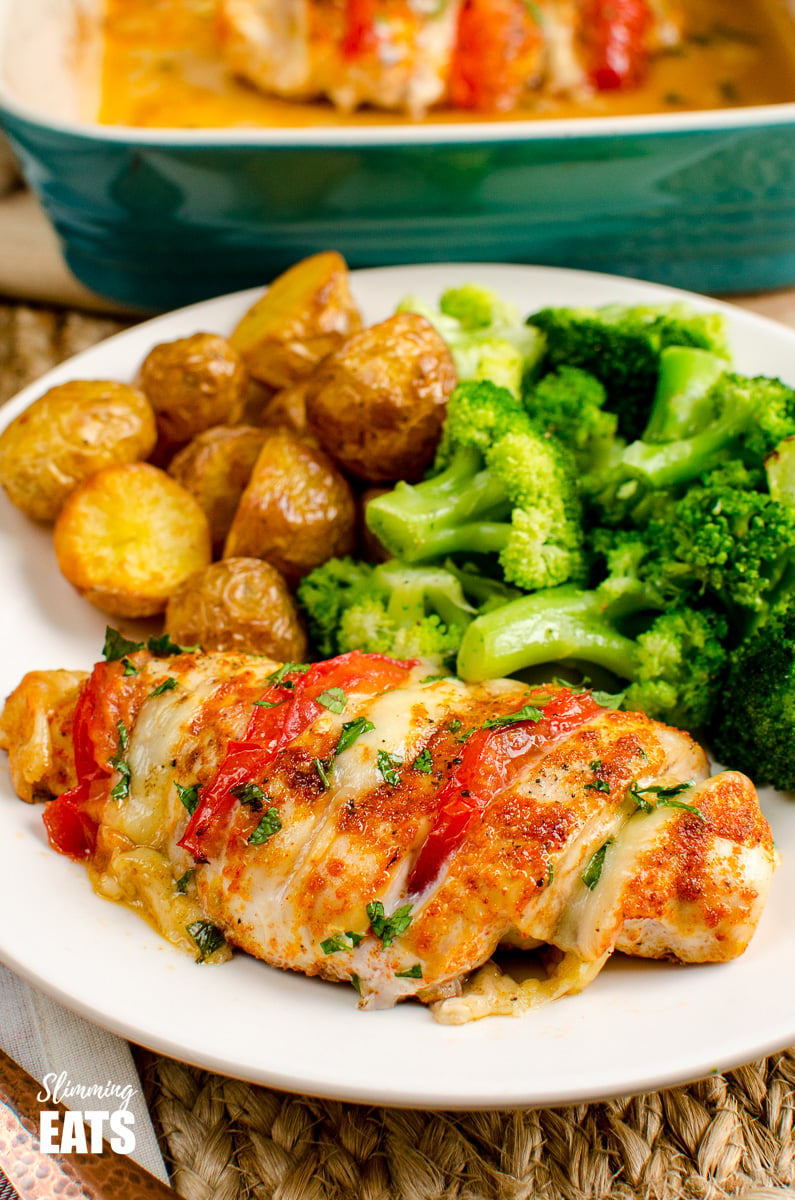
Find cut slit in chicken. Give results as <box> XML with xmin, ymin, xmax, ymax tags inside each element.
<box><xmin>214</xmin><ymin>0</ymin><xmax>686</xmax><ymax>117</ymax></box>
<box><xmin>0</xmin><ymin>647</ymin><xmax>778</xmax><ymax>1021</ymax></box>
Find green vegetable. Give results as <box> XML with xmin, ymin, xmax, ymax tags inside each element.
<box><xmin>248</xmin><ymin>807</ymin><xmax>282</xmax><ymax>845</ymax></box>
<box><xmin>230</xmin><ymin>782</ymin><xmax>268</xmax><ymax>810</ymax></box>
<box><xmin>317</xmin><ymin>687</ymin><xmax>347</xmax><ymax>714</ymax></box>
<box><xmin>395</xmin><ymin>964</ymin><xmax>423</xmax><ymax>979</ymax></box>
<box><xmin>366</xmin><ymin>901</ymin><xmax>413</xmax><ymax>948</ymax></box>
<box><xmin>176</xmin><ymin>782</ymin><xmax>200</xmax><ymax>815</ymax></box>
<box><xmin>108</xmin><ymin>721</ymin><xmax>131</xmax><ymax>801</ymax></box>
<box><xmin>148</xmin><ymin>677</ymin><xmax>177</xmax><ymax>697</ymax></box>
<box><xmin>334</xmin><ymin>717</ymin><xmax>375</xmax><ymax>756</ymax></box>
<box><xmin>412</xmin><ymin>747</ymin><xmax>434</xmax><ymax>774</ymax></box>
<box><xmin>582</xmin><ymin>840</ymin><xmax>613</xmax><ymax>890</ymax></box>
<box><xmin>321</xmin><ymin>931</ymin><xmax>365</xmax><ymax>954</ymax></box>
<box><xmin>175</xmin><ymin>869</ymin><xmax>194</xmax><ymax>894</ymax></box>
<box><xmin>186</xmin><ymin>920</ymin><xmax>226</xmax><ymax>962</ymax></box>
<box><xmin>376</xmin><ymin>750</ymin><xmax>404</xmax><ymax>787</ymax></box>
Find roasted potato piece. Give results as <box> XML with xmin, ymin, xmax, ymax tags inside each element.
<box><xmin>304</xmin><ymin>312</ymin><xmax>456</xmax><ymax>482</ymax></box>
<box><xmin>0</xmin><ymin>380</ymin><xmax>156</xmax><ymax>522</ymax></box>
<box><xmin>138</xmin><ymin>331</ymin><xmax>247</xmax><ymax>447</ymax></box>
<box><xmin>229</xmin><ymin>251</ymin><xmax>363</xmax><ymax>389</ymax></box>
<box><xmin>165</xmin><ymin>557</ymin><xmax>308</xmax><ymax>660</ymax></box>
<box><xmin>167</xmin><ymin>424</ymin><xmax>268</xmax><ymax>554</ymax></box>
<box><xmin>223</xmin><ymin>430</ymin><xmax>355</xmax><ymax>585</ymax></box>
<box><xmin>259</xmin><ymin>379</ymin><xmax>315</xmax><ymax>440</ymax></box>
<box><xmin>54</xmin><ymin>463</ymin><xmax>212</xmax><ymax>618</ymax></box>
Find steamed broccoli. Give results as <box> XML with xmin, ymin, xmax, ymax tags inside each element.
<box><xmin>296</xmin><ymin>557</ymin><xmax>514</xmax><ymax>663</ymax></box>
<box><xmin>365</xmin><ymin>380</ymin><xmax>586</xmax><ymax>592</ymax></box>
<box><xmin>526</xmin><ymin>302</ymin><xmax>730</xmax><ymax>440</ymax></box>
<box><xmin>523</xmin><ymin>366</ymin><xmax>619</xmax><ymax>473</ymax></box>
<box><xmin>711</xmin><ymin>597</ymin><xmax>795</xmax><ymax>791</ymax></box>
<box><xmin>397</xmin><ymin>284</ymin><xmax>544</xmax><ymax>396</ymax></box>
<box><xmin>456</xmin><ymin>583</ymin><xmax>728</xmax><ymax>729</ymax></box>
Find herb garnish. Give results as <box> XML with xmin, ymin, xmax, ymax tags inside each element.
<box><xmin>265</xmin><ymin>662</ymin><xmax>309</xmax><ymax>687</ymax></box>
<box><xmin>351</xmin><ymin>974</ymin><xmax>362</xmax><ymax>995</ymax></box>
<box><xmin>582</xmin><ymin>839</ymin><xmax>613</xmax><ymax>890</ymax></box>
<box><xmin>186</xmin><ymin>919</ymin><xmax>226</xmax><ymax>962</ymax></box>
<box><xmin>334</xmin><ymin>717</ymin><xmax>375</xmax><ymax>756</ymax></box>
<box><xmin>176</xmin><ymin>781</ymin><xmax>200</xmax><ymax>815</ymax></box>
<box><xmin>376</xmin><ymin>750</ymin><xmax>404</xmax><ymax>786</ymax></box>
<box><xmin>366</xmin><ymin>900</ymin><xmax>413</xmax><ymax>948</ymax></box>
<box><xmin>395</xmin><ymin>964</ymin><xmax>423</xmax><ymax>979</ymax></box>
<box><xmin>248</xmin><ymin>807</ymin><xmax>282</xmax><ymax>844</ymax></box>
<box><xmin>149</xmin><ymin>677</ymin><xmax>177</xmax><ymax>698</ymax></box>
<box><xmin>482</xmin><ymin>703</ymin><xmax>543</xmax><ymax>730</ymax></box>
<box><xmin>121</xmin><ymin>657</ymin><xmax>139</xmax><ymax>676</ymax></box>
<box><xmin>253</xmin><ymin>697</ymin><xmax>288</xmax><ymax>709</ymax></box>
<box><xmin>412</xmin><ymin>747</ymin><xmax>433</xmax><ymax>774</ymax></box>
<box><xmin>175</xmin><ymin>869</ymin><xmax>194</xmax><ymax>894</ymax></box>
<box><xmin>420</xmin><ymin>674</ymin><xmax>450</xmax><ymax>684</ymax></box>
<box><xmin>314</xmin><ymin>757</ymin><xmax>331</xmax><ymax>789</ymax></box>
<box><xmin>629</xmin><ymin>780</ymin><xmax>705</xmax><ymax>821</ymax></box>
<box><xmin>108</xmin><ymin>721</ymin><xmax>131</xmax><ymax>801</ymax></box>
<box><xmin>321</xmin><ymin>930</ymin><xmax>365</xmax><ymax>955</ymax></box>
<box><xmin>317</xmin><ymin>687</ymin><xmax>347</xmax><ymax>714</ymax></box>
<box><xmin>230</xmin><ymin>782</ymin><xmax>268</xmax><ymax>811</ymax></box>
<box><xmin>102</xmin><ymin>627</ymin><xmax>199</xmax><ymax>661</ymax></box>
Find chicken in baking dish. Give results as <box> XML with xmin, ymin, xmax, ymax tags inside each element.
<box><xmin>0</xmin><ymin>643</ymin><xmax>777</xmax><ymax>1022</ymax></box>
<box><xmin>215</xmin><ymin>0</ymin><xmax>684</xmax><ymax>116</ymax></box>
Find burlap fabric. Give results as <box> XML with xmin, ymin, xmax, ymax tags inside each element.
<box><xmin>1</xmin><ymin>298</ymin><xmax>793</xmax><ymax>1200</ymax></box>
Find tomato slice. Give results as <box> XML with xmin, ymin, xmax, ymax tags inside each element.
<box><xmin>342</xmin><ymin>0</ymin><xmax>377</xmax><ymax>58</ymax></box>
<box><xmin>582</xmin><ymin>0</ymin><xmax>652</xmax><ymax>91</ymax></box>
<box><xmin>179</xmin><ymin>651</ymin><xmax>417</xmax><ymax>861</ymax></box>
<box><xmin>407</xmin><ymin>688</ymin><xmax>603</xmax><ymax>895</ymax></box>
<box><xmin>450</xmin><ymin>0</ymin><xmax>541</xmax><ymax>112</ymax></box>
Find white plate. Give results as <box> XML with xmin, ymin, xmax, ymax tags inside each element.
<box><xmin>0</xmin><ymin>264</ymin><xmax>793</xmax><ymax>1110</ymax></box>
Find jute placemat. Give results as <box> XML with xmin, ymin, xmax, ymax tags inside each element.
<box><xmin>1</xmin><ymin>297</ymin><xmax>793</xmax><ymax>1200</ymax></box>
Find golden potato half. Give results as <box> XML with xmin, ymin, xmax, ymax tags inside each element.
<box><xmin>54</xmin><ymin>463</ymin><xmax>212</xmax><ymax>618</ymax></box>
<box><xmin>139</xmin><ymin>331</ymin><xmax>248</xmax><ymax>447</ymax></box>
<box><xmin>304</xmin><ymin>311</ymin><xmax>457</xmax><ymax>482</ymax></box>
<box><xmin>165</xmin><ymin>557</ymin><xmax>308</xmax><ymax>661</ymax></box>
<box><xmin>223</xmin><ymin>430</ymin><xmax>356</xmax><ymax>585</ymax></box>
<box><xmin>167</xmin><ymin>424</ymin><xmax>268</xmax><ymax>554</ymax></box>
<box><xmin>0</xmin><ymin>380</ymin><xmax>157</xmax><ymax>522</ymax></box>
<box><xmin>229</xmin><ymin>251</ymin><xmax>363</xmax><ymax>389</ymax></box>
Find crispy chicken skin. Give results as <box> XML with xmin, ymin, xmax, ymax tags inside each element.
<box><xmin>215</xmin><ymin>0</ymin><xmax>684</xmax><ymax>116</ymax></box>
<box><xmin>0</xmin><ymin>648</ymin><xmax>777</xmax><ymax>1015</ymax></box>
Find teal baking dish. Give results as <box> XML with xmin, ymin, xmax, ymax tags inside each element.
<box><xmin>2</xmin><ymin>0</ymin><xmax>795</xmax><ymax>311</ymax></box>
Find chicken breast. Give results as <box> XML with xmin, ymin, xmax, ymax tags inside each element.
<box><xmin>0</xmin><ymin>646</ymin><xmax>777</xmax><ymax>1019</ymax></box>
<box><xmin>214</xmin><ymin>0</ymin><xmax>684</xmax><ymax>116</ymax></box>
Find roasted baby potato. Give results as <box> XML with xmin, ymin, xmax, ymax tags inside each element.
<box><xmin>229</xmin><ymin>251</ymin><xmax>363</xmax><ymax>389</ymax></box>
<box><xmin>167</xmin><ymin>424</ymin><xmax>268</xmax><ymax>554</ymax></box>
<box><xmin>165</xmin><ymin>557</ymin><xmax>308</xmax><ymax>660</ymax></box>
<box><xmin>259</xmin><ymin>379</ymin><xmax>315</xmax><ymax>440</ymax></box>
<box><xmin>0</xmin><ymin>380</ymin><xmax>157</xmax><ymax>522</ymax></box>
<box><xmin>223</xmin><ymin>430</ymin><xmax>356</xmax><ymax>585</ymax></box>
<box><xmin>303</xmin><ymin>311</ymin><xmax>456</xmax><ymax>482</ymax></box>
<box><xmin>53</xmin><ymin>462</ymin><xmax>212</xmax><ymax>618</ymax></box>
<box><xmin>138</xmin><ymin>331</ymin><xmax>248</xmax><ymax>447</ymax></box>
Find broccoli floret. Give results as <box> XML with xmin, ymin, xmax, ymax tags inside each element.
<box><xmin>523</xmin><ymin>366</ymin><xmax>619</xmax><ymax>473</ymax></box>
<box><xmin>526</xmin><ymin>302</ymin><xmax>730</xmax><ymax>441</ymax></box>
<box><xmin>365</xmin><ymin>380</ymin><xmax>586</xmax><ymax>592</ymax></box>
<box><xmin>456</xmin><ymin>583</ymin><xmax>728</xmax><ymax>729</ymax></box>
<box><xmin>711</xmin><ymin>598</ymin><xmax>795</xmax><ymax>791</ymax></box>
<box><xmin>296</xmin><ymin>557</ymin><xmax>514</xmax><ymax>663</ymax></box>
<box><xmin>397</xmin><ymin>287</ymin><xmax>544</xmax><ymax>396</ymax></box>
<box><xmin>766</xmin><ymin>435</ymin><xmax>795</xmax><ymax>506</ymax></box>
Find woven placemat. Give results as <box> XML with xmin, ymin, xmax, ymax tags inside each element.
<box><xmin>1</xmin><ymin>298</ymin><xmax>793</xmax><ymax>1200</ymax></box>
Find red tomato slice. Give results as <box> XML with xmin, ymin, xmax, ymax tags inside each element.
<box><xmin>407</xmin><ymin>688</ymin><xmax>603</xmax><ymax>895</ymax></box>
<box><xmin>583</xmin><ymin>0</ymin><xmax>652</xmax><ymax>91</ymax></box>
<box><xmin>179</xmin><ymin>651</ymin><xmax>417</xmax><ymax>861</ymax></box>
<box><xmin>450</xmin><ymin>0</ymin><xmax>541</xmax><ymax>112</ymax></box>
<box><xmin>342</xmin><ymin>0</ymin><xmax>376</xmax><ymax>58</ymax></box>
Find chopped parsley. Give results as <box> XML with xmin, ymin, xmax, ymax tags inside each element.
<box><xmin>351</xmin><ymin>973</ymin><xmax>362</xmax><ymax>996</ymax></box>
<box><xmin>317</xmin><ymin>687</ymin><xmax>347</xmax><ymax>714</ymax></box>
<box><xmin>321</xmin><ymin>930</ymin><xmax>365</xmax><ymax>954</ymax></box>
<box><xmin>447</xmin><ymin>719</ymin><xmax>462</xmax><ymax>733</ymax></box>
<box><xmin>248</xmin><ymin>807</ymin><xmax>282</xmax><ymax>844</ymax></box>
<box><xmin>376</xmin><ymin>750</ymin><xmax>404</xmax><ymax>787</ymax></box>
<box><xmin>582</xmin><ymin>839</ymin><xmax>613</xmax><ymax>891</ymax></box>
<box><xmin>121</xmin><ymin>657</ymin><xmax>139</xmax><ymax>676</ymax></box>
<box><xmin>265</xmin><ymin>662</ymin><xmax>309</xmax><ymax>687</ymax></box>
<box><xmin>482</xmin><ymin>703</ymin><xmax>543</xmax><ymax>730</ymax></box>
<box><xmin>108</xmin><ymin>721</ymin><xmax>131</xmax><ymax>801</ymax></box>
<box><xmin>314</xmin><ymin>757</ymin><xmax>331</xmax><ymax>790</ymax></box>
<box><xmin>412</xmin><ymin>747</ymin><xmax>433</xmax><ymax>774</ymax></box>
<box><xmin>252</xmin><ymin>697</ymin><xmax>288</xmax><ymax>709</ymax></box>
<box><xmin>147</xmin><ymin>633</ymin><xmax>200</xmax><ymax>656</ymax></box>
<box><xmin>366</xmin><ymin>900</ymin><xmax>413</xmax><ymax>948</ymax></box>
<box><xmin>186</xmin><ymin>919</ymin><xmax>226</xmax><ymax>962</ymax></box>
<box><xmin>102</xmin><ymin>627</ymin><xmax>199</xmax><ymax>661</ymax></box>
<box><xmin>334</xmin><ymin>717</ymin><xmax>375</xmax><ymax>756</ymax></box>
<box><xmin>230</xmin><ymin>782</ymin><xmax>268</xmax><ymax>811</ymax></box>
<box><xmin>175</xmin><ymin>869</ymin><xmax>194</xmax><ymax>894</ymax></box>
<box><xmin>420</xmin><ymin>674</ymin><xmax>450</xmax><ymax>684</ymax></box>
<box><xmin>149</xmin><ymin>677</ymin><xmax>178</xmax><ymax>698</ymax></box>
<box><xmin>629</xmin><ymin>780</ymin><xmax>705</xmax><ymax>821</ymax></box>
<box><xmin>395</xmin><ymin>964</ymin><xmax>423</xmax><ymax>980</ymax></box>
<box><xmin>176</xmin><ymin>781</ymin><xmax>200</xmax><ymax>815</ymax></box>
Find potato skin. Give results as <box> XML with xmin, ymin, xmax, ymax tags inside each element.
<box><xmin>229</xmin><ymin>251</ymin><xmax>363</xmax><ymax>389</ymax></box>
<box><xmin>304</xmin><ymin>312</ymin><xmax>457</xmax><ymax>482</ymax></box>
<box><xmin>139</xmin><ymin>331</ymin><xmax>248</xmax><ymax>447</ymax></box>
<box><xmin>0</xmin><ymin>380</ymin><xmax>157</xmax><ymax>522</ymax></box>
<box><xmin>165</xmin><ymin>557</ymin><xmax>308</xmax><ymax>661</ymax></box>
<box><xmin>167</xmin><ymin>424</ymin><xmax>268</xmax><ymax>554</ymax></box>
<box><xmin>223</xmin><ymin>430</ymin><xmax>356</xmax><ymax>585</ymax></box>
<box><xmin>54</xmin><ymin>462</ymin><xmax>212</xmax><ymax>618</ymax></box>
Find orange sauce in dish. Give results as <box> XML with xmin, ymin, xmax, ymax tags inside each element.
<box><xmin>98</xmin><ymin>0</ymin><xmax>795</xmax><ymax>129</ymax></box>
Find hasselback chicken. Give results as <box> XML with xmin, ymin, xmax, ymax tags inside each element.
<box><xmin>215</xmin><ymin>0</ymin><xmax>684</xmax><ymax>116</ymax></box>
<box><xmin>0</xmin><ymin>645</ymin><xmax>777</xmax><ymax>1022</ymax></box>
